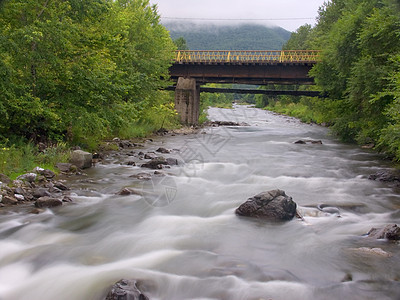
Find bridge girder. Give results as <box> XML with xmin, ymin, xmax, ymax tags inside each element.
<box><xmin>169</xmin><ymin>62</ymin><xmax>315</xmax><ymax>85</ymax></box>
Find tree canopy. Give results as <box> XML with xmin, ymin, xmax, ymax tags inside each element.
<box><xmin>281</xmin><ymin>0</ymin><xmax>400</xmax><ymax>160</ymax></box>
<box><xmin>0</xmin><ymin>0</ymin><xmax>176</xmax><ymax>147</ymax></box>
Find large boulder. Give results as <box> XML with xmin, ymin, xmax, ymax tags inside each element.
<box><xmin>367</xmin><ymin>224</ymin><xmax>400</xmax><ymax>240</ymax></box>
<box><xmin>235</xmin><ymin>189</ymin><xmax>297</xmax><ymax>222</ymax></box>
<box><xmin>70</xmin><ymin>150</ymin><xmax>92</xmax><ymax>169</ymax></box>
<box><xmin>105</xmin><ymin>279</ymin><xmax>149</xmax><ymax>300</ymax></box>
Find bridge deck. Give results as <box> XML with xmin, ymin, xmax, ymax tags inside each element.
<box><xmin>175</xmin><ymin>50</ymin><xmax>321</xmax><ymax>65</ymax></box>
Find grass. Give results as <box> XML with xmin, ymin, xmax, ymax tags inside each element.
<box><xmin>0</xmin><ymin>141</ymin><xmax>70</xmax><ymax>179</ymax></box>
<box><xmin>265</xmin><ymin>100</ymin><xmax>327</xmax><ymax>125</ymax></box>
<box><xmin>0</xmin><ymin>112</ymin><xmax>181</xmax><ymax>179</ymax></box>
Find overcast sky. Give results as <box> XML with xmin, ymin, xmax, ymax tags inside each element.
<box><xmin>149</xmin><ymin>0</ymin><xmax>327</xmax><ymax>32</ymax></box>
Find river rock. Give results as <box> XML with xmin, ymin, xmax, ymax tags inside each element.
<box><xmin>368</xmin><ymin>171</ymin><xmax>400</xmax><ymax>186</ymax></box>
<box><xmin>33</xmin><ymin>188</ymin><xmax>51</xmax><ymax>199</ymax></box>
<box><xmin>348</xmin><ymin>247</ymin><xmax>392</xmax><ymax>257</ymax></box>
<box><xmin>2</xmin><ymin>195</ymin><xmax>18</xmax><ymax>205</ymax></box>
<box><xmin>105</xmin><ymin>279</ymin><xmax>149</xmax><ymax>300</ymax></box>
<box><xmin>210</xmin><ymin>121</ymin><xmax>249</xmax><ymax>126</ymax></box>
<box><xmin>35</xmin><ymin>196</ymin><xmax>63</xmax><ymax>208</ymax></box>
<box><xmin>62</xmin><ymin>196</ymin><xmax>74</xmax><ymax>203</ymax></box>
<box><xmin>70</xmin><ymin>150</ymin><xmax>92</xmax><ymax>169</ymax></box>
<box><xmin>117</xmin><ymin>188</ymin><xmax>143</xmax><ymax>196</ymax></box>
<box><xmin>156</xmin><ymin>147</ymin><xmax>171</xmax><ymax>154</ymax></box>
<box><xmin>141</xmin><ymin>157</ymin><xmax>170</xmax><ymax>169</ymax></box>
<box><xmin>17</xmin><ymin>173</ymin><xmax>37</xmax><ymax>183</ymax></box>
<box><xmin>0</xmin><ymin>173</ymin><xmax>11</xmax><ymax>185</ymax></box>
<box><xmin>235</xmin><ymin>189</ymin><xmax>297</xmax><ymax>222</ymax></box>
<box><xmin>14</xmin><ymin>194</ymin><xmax>25</xmax><ymax>201</ymax></box>
<box><xmin>119</xmin><ymin>140</ymin><xmax>134</xmax><ymax>149</ymax></box>
<box><xmin>144</xmin><ymin>153</ymin><xmax>157</xmax><ymax>160</ymax></box>
<box><xmin>317</xmin><ymin>204</ymin><xmax>341</xmax><ymax>216</ymax></box>
<box><xmin>130</xmin><ymin>173</ymin><xmax>152</xmax><ymax>181</ymax></box>
<box><xmin>56</xmin><ymin>163</ymin><xmax>75</xmax><ymax>173</ymax></box>
<box><xmin>166</xmin><ymin>158</ymin><xmax>178</xmax><ymax>166</ymax></box>
<box><xmin>367</xmin><ymin>224</ymin><xmax>400</xmax><ymax>240</ymax></box>
<box><xmin>38</xmin><ymin>169</ymin><xmax>56</xmax><ymax>179</ymax></box>
<box><xmin>14</xmin><ymin>187</ymin><xmax>35</xmax><ymax>201</ymax></box>
<box><xmin>53</xmin><ymin>181</ymin><xmax>69</xmax><ymax>191</ymax></box>
<box><xmin>294</xmin><ymin>139</ymin><xmax>323</xmax><ymax>144</ymax></box>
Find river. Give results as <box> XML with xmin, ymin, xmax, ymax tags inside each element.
<box><xmin>0</xmin><ymin>105</ymin><xmax>399</xmax><ymax>300</ymax></box>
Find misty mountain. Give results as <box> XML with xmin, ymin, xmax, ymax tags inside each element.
<box><xmin>165</xmin><ymin>21</ymin><xmax>291</xmax><ymax>50</ymax></box>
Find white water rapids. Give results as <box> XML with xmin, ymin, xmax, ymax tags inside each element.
<box><xmin>0</xmin><ymin>105</ymin><xmax>399</xmax><ymax>300</ymax></box>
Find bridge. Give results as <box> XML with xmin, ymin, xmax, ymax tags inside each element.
<box><xmin>169</xmin><ymin>50</ymin><xmax>321</xmax><ymax>124</ymax></box>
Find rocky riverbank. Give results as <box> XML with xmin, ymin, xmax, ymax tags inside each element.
<box><xmin>0</xmin><ymin>126</ymin><xmax>205</xmax><ymax>212</ymax></box>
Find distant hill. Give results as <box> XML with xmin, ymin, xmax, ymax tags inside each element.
<box><xmin>165</xmin><ymin>22</ymin><xmax>291</xmax><ymax>50</ymax></box>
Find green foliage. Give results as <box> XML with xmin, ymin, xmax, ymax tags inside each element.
<box><xmin>198</xmin><ymin>84</ymin><xmax>235</xmax><ymax>122</ymax></box>
<box><xmin>282</xmin><ymin>24</ymin><xmax>313</xmax><ymax>50</ymax></box>
<box><xmin>200</xmin><ymin>84</ymin><xmax>234</xmax><ymax>107</ymax></box>
<box><xmin>0</xmin><ymin>140</ymin><xmax>69</xmax><ymax>179</ymax></box>
<box><xmin>0</xmin><ymin>0</ymin><xmax>176</xmax><ymax>148</ymax></box>
<box><xmin>376</xmin><ymin>55</ymin><xmax>400</xmax><ymax>160</ymax></box>
<box><xmin>173</xmin><ymin>37</ymin><xmax>188</xmax><ymax>50</ymax></box>
<box><xmin>276</xmin><ymin>0</ymin><xmax>400</xmax><ymax>160</ymax></box>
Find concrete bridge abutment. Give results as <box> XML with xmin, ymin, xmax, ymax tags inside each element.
<box><xmin>174</xmin><ymin>77</ymin><xmax>200</xmax><ymax>125</ymax></box>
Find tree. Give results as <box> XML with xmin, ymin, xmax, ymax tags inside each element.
<box><xmin>282</xmin><ymin>24</ymin><xmax>313</xmax><ymax>50</ymax></box>
<box><xmin>0</xmin><ymin>0</ymin><xmax>176</xmax><ymax>146</ymax></box>
<box><xmin>174</xmin><ymin>37</ymin><xmax>188</xmax><ymax>50</ymax></box>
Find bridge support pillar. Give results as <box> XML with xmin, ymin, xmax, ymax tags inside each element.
<box><xmin>174</xmin><ymin>77</ymin><xmax>200</xmax><ymax>125</ymax></box>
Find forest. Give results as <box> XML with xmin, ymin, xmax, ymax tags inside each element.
<box><xmin>265</xmin><ymin>0</ymin><xmax>400</xmax><ymax>162</ymax></box>
<box><xmin>0</xmin><ymin>0</ymin><xmax>177</xmax><ymax>176</ymax></box>
<box><xmin>166</xmin><ymin>22</ymin><xmax>291</xmax><ymax>50</ymax></box>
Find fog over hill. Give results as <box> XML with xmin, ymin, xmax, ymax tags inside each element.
<box><xmin>165</xmin><ymin>21</ymin><xmax>291</xmax><ymax>50</ymax></box>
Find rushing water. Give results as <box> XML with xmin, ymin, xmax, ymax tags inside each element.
<box><xmin>1</xmin><ymin>105</ymin><xmax>400</xmax><ymax>300</ymax></box>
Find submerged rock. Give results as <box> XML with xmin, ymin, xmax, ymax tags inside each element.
<box><xmin>348</xmin><ymin>247</ymin><xmax>392</xmax><ymax>257</ymax></box>
<box><xmin>368</xmin><ymin>171</ymin><xmax>400</xmax><ymax>187</ymax></box>
<box><xmin>141</xmin><ymin>156</ymin><xmax>177</xmax><ymax>169</ymax></box>
<box><xmin>130</xmin><ymin>172</ymin><xmax>152</xmax><ymax>181</ymax></box>
<box><xmin>294</xmin><ymin>139</ymin><xmax>323</xmax><ymax>144</ymax></box>
<box><xmin>235</xmin><ymin>189</ymin><xmax>297</xmax><ymax>222</ymax></box>
<box><xmin>156</xmin><ymin>147</ymin><xmax>171</xmax><ymax>154</ymax></box>
<box><xmin>210</xmin><ymin>121</ymin><xmax>250</xmax><ymax>126</ymax></box>
<box><xmin>367</xmin><ymin>224</ymin><xmax>400</xmax><ymax>240</ymax></box>
<box><xmin>105</xmin><ymin>279</ymin><xmax>149</xmax><ymax>300</ymax></box>
<box><xmin>317</xmin><ymin>204</ymin><xmax>341</xmax><ymax>216</ymax></box>
<box><xmin>144</xmin><ymin>153</ymin><xmax>157</xmax><ymax>160</ymax></box>
<box><xmin>117</xmin><ymin>188</ymin><xmax>143</xmax><ymax>196</ymax></box>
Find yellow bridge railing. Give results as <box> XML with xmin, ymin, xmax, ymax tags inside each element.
<box><xmin>175</xmin><ymin>50</ymin><xmax>321</xmax><ymax>63</ymax></box>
